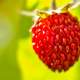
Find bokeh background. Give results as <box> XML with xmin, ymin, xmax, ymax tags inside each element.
<box><xmin>0</xmin><ymin>0</ymin><xmax>80</xmax><ymax>80</ymax></box>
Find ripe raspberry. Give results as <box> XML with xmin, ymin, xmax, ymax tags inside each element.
<box><xmin>32</xmin><ymin>12</ymin><xmax>80</xmax><ymax>71</ymax></box>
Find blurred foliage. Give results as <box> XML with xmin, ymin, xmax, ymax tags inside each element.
<box><xmin>26</xmin><ymin>0</ymin><xmax>50</xmax><ymax>10</ymax></box>
<box><xmin>0</xmin><ymin>0</ymin><xmax>23</xmax><ymax>80</ymax></box>
<box><xmin>19</xmin><ymin>16</ymin><xmax>32</xmax><ymax>39</ymax></box>
<box><xmin>70</xmin><ymin>5</ymin><xmax>80</xmax><ymax>21</ymax></box>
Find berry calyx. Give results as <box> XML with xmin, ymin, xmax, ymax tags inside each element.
<box><xmin>32</xmin><ymin>11</ymin><xmax>80</xmax><ymax>71</ymax></box>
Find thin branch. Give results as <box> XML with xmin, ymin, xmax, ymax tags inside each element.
<box><xmin>20</xmin><ymin>9</ymin><xmax>50</xmax><ymax>18</ymax></box>
<box><xmin>58</xmin><ymin>0</ymin><xmax>80</xmax><ymax>12</ymax></box>
<box><xmin>73</xmin><ymin>0</ymin><xmax>78</xmax><ymax>2</ymax></box>
<box><xmin>20</xmin><ymin>10</ymin><xmax>34</xmax><ymax>16</ymax></box>
<box><xmin>70</xmin><ymin>1</ymin><xmax>80</xmax><ymax>9</ymax></box>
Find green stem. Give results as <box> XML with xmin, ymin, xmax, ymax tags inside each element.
<box><xmin>51</xmin><ymin>0</ymin><xmax>56</xmax><ymax>10</ymax></box>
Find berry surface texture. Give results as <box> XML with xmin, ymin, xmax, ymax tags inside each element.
<box><xmin>32</xmin><ymin>12</ymin><xmax>80</xmax><ymax>72</ymax></box>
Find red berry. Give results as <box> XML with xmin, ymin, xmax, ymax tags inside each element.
<box><xmin>32</xmin><ymin>12</ymin><xmax>80</xmax><ymax>71</ymax></box>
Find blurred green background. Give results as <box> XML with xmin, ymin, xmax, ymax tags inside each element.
<box><xmin>0</xmin><ymin>0</ymin><xmax>80</xmax><ymax>80</ymax></box>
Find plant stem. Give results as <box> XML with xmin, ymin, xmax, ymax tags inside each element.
<box><xmin>51</xmin><ymin>0</ymin><xmax>56</xmax><ymax>10</ymax></box>
<box><xmin>73</xmin><ymin>0</ymin><xmax>78</xmax><ymax>2</ymax></box>
<box><xmin>20</xmin><ymin>10</ymin><xmax>34</xmax><ymax>16</ymax></box>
